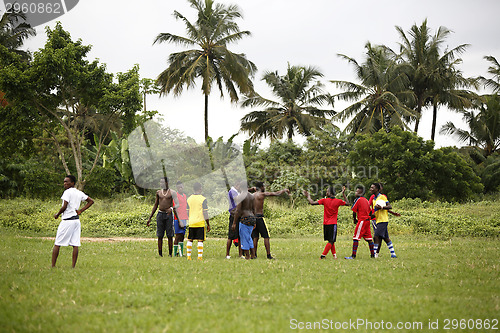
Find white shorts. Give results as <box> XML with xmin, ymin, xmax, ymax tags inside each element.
<box><xmin>54</xmin><ymin>219</ymin><xmax>81</xmax><ymax>247</ymax></box>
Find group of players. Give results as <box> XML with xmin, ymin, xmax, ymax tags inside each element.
<box><xmin>50</xmin><ymin>175</ymin><xmax>398</xmax><ymax>268</ymax></box>
<box><xmin>304</xmin><ymin>182</ymin><xmax>399</xmax><ymax>260</ymax></box>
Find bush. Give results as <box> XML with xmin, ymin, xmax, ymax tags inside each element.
<box><xmin>0</xmin><ymin>196</ymin><xmax>498</xmax><ymax>238</ymax></box>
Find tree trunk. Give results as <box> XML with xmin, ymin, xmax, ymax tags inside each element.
<box><xmin>431</xmin><ymin>102</ymin><xmax>438</xmax><ymax>141</ymax></box>
<box><xmin>204</xmin><ymin>94</ymin><xmax>209</xmax><ymax>142</ymax></box>
<box><xmin>414</xmin><ymin>100</ymin><xmax>423</xmax><ymax>133</ymax></box>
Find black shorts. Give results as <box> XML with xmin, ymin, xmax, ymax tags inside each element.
<box><xmin>227</xmin><ymin>214</ymin><xmax>239</xmax><ymax>240</ymax></box>
<box><xmin>188</xmin><ymin>227</ymin><xmax>205</xmax><ymax>241</ymax></box>
<box><xmin>323</xmin><ymin>224</ymin><xmax>338</xmax><ymax>243</ymax></box>
<box><xmin>252</xmin><ymin>215</ymin><xmax>270</xmax><ymax>239</ymax></box>
<box><xmin>156</xmin><ymin>211</ymin><xmax>174</xmax><ymax>238</ymax></box>
<box><xmin>374</xmin><ymin>222</ymin><xmax>389</xmax><ymax>239</ymax></box>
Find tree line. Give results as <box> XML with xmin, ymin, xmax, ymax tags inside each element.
<box><xmin>0</xmin><ymin>0</ymin><xmax>498</xmax><ymax>201</ymax></box>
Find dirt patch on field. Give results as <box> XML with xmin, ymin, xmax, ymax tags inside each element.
<box><xmin>24</xmin><ymin>236</ymin><xmax>155</xmax><ymax>242</ymax></box>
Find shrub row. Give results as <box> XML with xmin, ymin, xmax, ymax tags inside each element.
<box><xmin>0</xmin><ymin>197</ymin><xmax>498</xmax><ymax>238</ymax></box>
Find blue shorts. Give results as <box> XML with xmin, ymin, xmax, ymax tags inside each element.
<box><xmin>174</xmin><ymin>219</ymin><xmax>187</xmax><ymax>234</ymax></box>
<box><xmin>239</xmin><ymin>223</ymin><xmax>254</xmax><ymax>250</ymax></box>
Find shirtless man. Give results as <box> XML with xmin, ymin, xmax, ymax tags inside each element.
<box><xmin>232</xmin><ymin>185</ymin><xmax>256</xmax><ymax>260</ymax></box>
<box><xmin>147</xmin><ymin>177</ymin><xmax>179</xmax><ymax>257</ymax></box>
<box><xmin>250</xmin><ymin>182</ymin><xmax>289</xmax><ymax>259</ymax></box>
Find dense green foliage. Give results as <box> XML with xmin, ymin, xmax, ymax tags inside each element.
<box><xmin>349</xmin><ymin>127</ymin><xmax>483</xmax><ymax>201</ymax></box>
<box><xmin>0</xmin><ymin>15</ymin><xmax>498</xmax><ymax>203</ymax></box>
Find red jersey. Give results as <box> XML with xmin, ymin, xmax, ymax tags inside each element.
<box><xmin>317</xmin><ymin>197</ymin><xmax>346</xmax><ymax>225</ymax></box>
<box><xmin>351</xmin><ymin>196</ymin><xmax>371</xmax><ymax>221</ymax></box>
<box><xmin>174</xmin><ymin>192</ymin><xmax>189</xmax><ymax>220</ymax></box>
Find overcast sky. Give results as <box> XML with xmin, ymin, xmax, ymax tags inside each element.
<box><xmin>7</xmin><ymin>0</ymin><xmax>500</xmax><ymax>148</ymax></box>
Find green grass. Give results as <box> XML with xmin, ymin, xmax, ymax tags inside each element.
<box><xmin>1</xmin><ymin>230</ymin><xmax>499</xmax><ymax>332</ymax></box>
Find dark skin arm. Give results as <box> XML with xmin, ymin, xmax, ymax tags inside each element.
<box><xmin>54</xmin><ymin>197</ymin><xmax>94</xmax><ymax>219</ymax></box>
<box><xmin>232</xmin><ymin>202</ymin><xmax>242</xmax><ymax>231</ymax></box>
<box><xmin>341</xmin><ymin>187</ymin><xmax>348</xmax><ymax>206</ymax></box>
<box><xmin>303</xmin><ymin>190</ymin><xmax>319</xmax><ymax>205</ymax></box>
<box><xmin>204</xmin><ymin>209</ymin><xmax>210</xmax><ymax>232</ymax></box>
<box><xmin>147</xmin><ymin>193</ymin><xmax>159</xmax><ymax>227</ymax></box>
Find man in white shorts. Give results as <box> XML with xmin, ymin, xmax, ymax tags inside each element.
<box><xmin>52</xmin><ymin>175</ymin><xmax>94</xmax><ymax>268</ymax></box>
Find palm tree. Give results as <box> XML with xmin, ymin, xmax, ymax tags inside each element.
<box><xmin>240</xmin><ymin>64</ymin><xmax>335</xmax><ymax>142</ymax></box>
<box><xmin>332</xmin><ymin>43</ymin><xmax>415</xmax><ymax>135</ymax></box>
<box><xmin>392</xmin><ymin>19</ymin><xmax>469</xmax><ymax>134</ymax></box>
<box><xmin>479</xmin><ymin>56</ymin><xmax>500</xmax><ymax>94</ymax></box>
<box><xmin>154</xmin><ymin>0</ymin><xmax>256</xmax><ymax>142</ymax></box>
<box><xmin>0</xmin><ymin>11</ymin><xmax>36</xmax><ymax>62</ymax></box>
<box><xmin>440</xmin><ymin>94</ymin><xmax>500</xmax><ymax>156</ymax></box>
<box><xmin>427</xmin><ymin>58</ymin><xmax>477</xmax><ymax>141</ymax></box>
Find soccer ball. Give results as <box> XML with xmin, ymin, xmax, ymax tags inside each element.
<box><xmin>375</xmin><ymin>199</ymin><xmax>386</xmax><ymax>209</ymax></box>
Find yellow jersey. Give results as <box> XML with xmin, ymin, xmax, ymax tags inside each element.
<box><xmin>372</xmin><ymin>193</ymin><xmax>389</xmax><ymax>223</ymax></box>
<box><xmin>187</xmin><ymin>194</ymin><xmax>208</xmax><ymax>228</ymax></box>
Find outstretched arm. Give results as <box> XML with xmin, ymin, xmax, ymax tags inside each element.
<box><xmin>303</xmin><ymin>190</ymin><xmax>319</xmax><ymax>205</ymax></box>
<box><xmin>265</xmin><ymin>188</ymin><xmax>290</xmax><ymax>197</ymax></box>
<box><xmin>388</xmin><ymin>210</ymin><xmax>401</xmax><ymax>217</ymax></box>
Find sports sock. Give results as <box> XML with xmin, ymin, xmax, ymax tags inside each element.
<box><xmin>368</xmin><ymin>241</ymin><xmax>375</xmax><ymax>256</ymax></box>
<box><xmin>179</xmin><ymin>242</ymin><xmax>184</xmax><ymax>256</ymax></box>
<box><xmin>322</xmin><ymin>243</ymin><xmax>332</xmax><ymax>255</ymax></box>
<box><xmin>173</xmin><ymin>245</ymin><xmax>178</xmax><ymax>256</ymax></box>
<box><xmin>198</xmin><ymin>242</ymin><xmax>204</xmax><ymax>259</ymax></box>
<box><xmin>387</xmin><ymin>241</ymin><xmax>396</xmax><ymax>256</ymax></box>
<box><xmin>331</xmin><ymin>243</ymin><xmax>336</xmax><ymax>257</ymax></box>
<box><xmin>187</xmin><ymin>241</ymin><xmax>193</xmax><ymax>259</ymax></box>
<box><xmin>373</xmin><ymin>243</ymin><xmax>379</xmax><ymax>254</ymax></box>
<box><xmin>351</xmin><ymin>240</ymin><xmax>359</xmax><ymax>258</ymax></box>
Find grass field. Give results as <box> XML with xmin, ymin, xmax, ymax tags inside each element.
<box><xmin>1</xmin><ymin>229</ymin><xmax>499</xmax><ymax>332</ymax></box>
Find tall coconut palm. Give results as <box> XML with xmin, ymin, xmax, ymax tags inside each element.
<box><xmin>440</xmin><ymin>94</ymin><xmax>500</xmax><ymax>156</ymax></box>
<box><xmin>332</xmin><ymin>43</ymin><xmax>416</xmax><ymax>135</ymax></box>
<box><xmin>240</xmin><ymin>64</ymin><xmax>335</xmax><ymax>142</ymax></box>
<box><xmin>154</xmin><ymin>0</ymin><xmax>256</xmax><ymax>142</ymax></box>
<box><xmin>479</xmin><ymin>56</ymin><xmax>500</xmax><ymax>94</ymax></box>
<box><xmin>392</xmin><ymin>19</ymin><xmax>469</xmax><ymax>134</ymax></box>
<box><xmin>427</xmin><ymin>58</ymin><xmax>477</xmax><ymax>141</ymax></box>
<box><xmin>0</xmin><ymin>11</ymin><xmax>36</xmax><ymax>62</ymax></box>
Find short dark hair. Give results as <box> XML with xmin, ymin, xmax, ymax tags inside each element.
<box><xmin>66</xmin><ymin>175</ymin><xmax>76</xmax><ymax>184</ymax></box>
<box><xmin>176</xmin><ymin>180</ymin><xmax>183</xmax><ymax>186</ymax></box>
<box><xmin>371</xmin><ymin>182</ymin><xmax>381</xmax><ymax>190</ymax></box>
<box><xmin>255</xmin><ymin>181</ymin><xmax>264</xmax><ymax>190</ymax></box>
<box><xmin>356</xmin><ymin>185</ymin><xmax>365</xmax><ymax>194</ymax></box>
<box><xmin>193</xmin><ymin>182</ymin><xmax>202</xmax><ymax>191</ymax></box>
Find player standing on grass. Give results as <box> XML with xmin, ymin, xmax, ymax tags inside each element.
<box><xmin>345</xmin><ymin>185</ymin><xmax>375</xmax><ymax>259</ymax></box>
<box><xmin>52</xmin><ymin>175</ymin><xmax>94</xmax><ymax>268</ymax></box>
<box><xmin>186</xmin><ymin>182</ymin><xmax>210</xmax><ymax>260</ymax></box>
<box><xmin>250</xmin><ymin>182</ymin><xmax>289</xmax><ymax>259</ymax></box>
<box><xmin>173</xmin><ymin>181</ymin><xmax>188</xmax><ymax>257</ymax></box>
<box><xmin>226</xmin><ymin>181</ymin><xmax>242</xmax><ymax>259</ymax></box>
<box><xmin>304</xmin><ymin>186</ymin><xmax>348</xmax><ymax>259</ymax></box>
<box><xmin>147</xmin><ymin>177</ymin><xmax>179</xmax><ymax>257</ymax></box>
<box><xmin>232</xmin><ymin>185</ymin><xmax>256</xmax><ymax>260</ymax></box>
<box><xmin>369</xmin><ymin>182</ymin><xmax>397</xmax><ymax>258</ymax></box>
